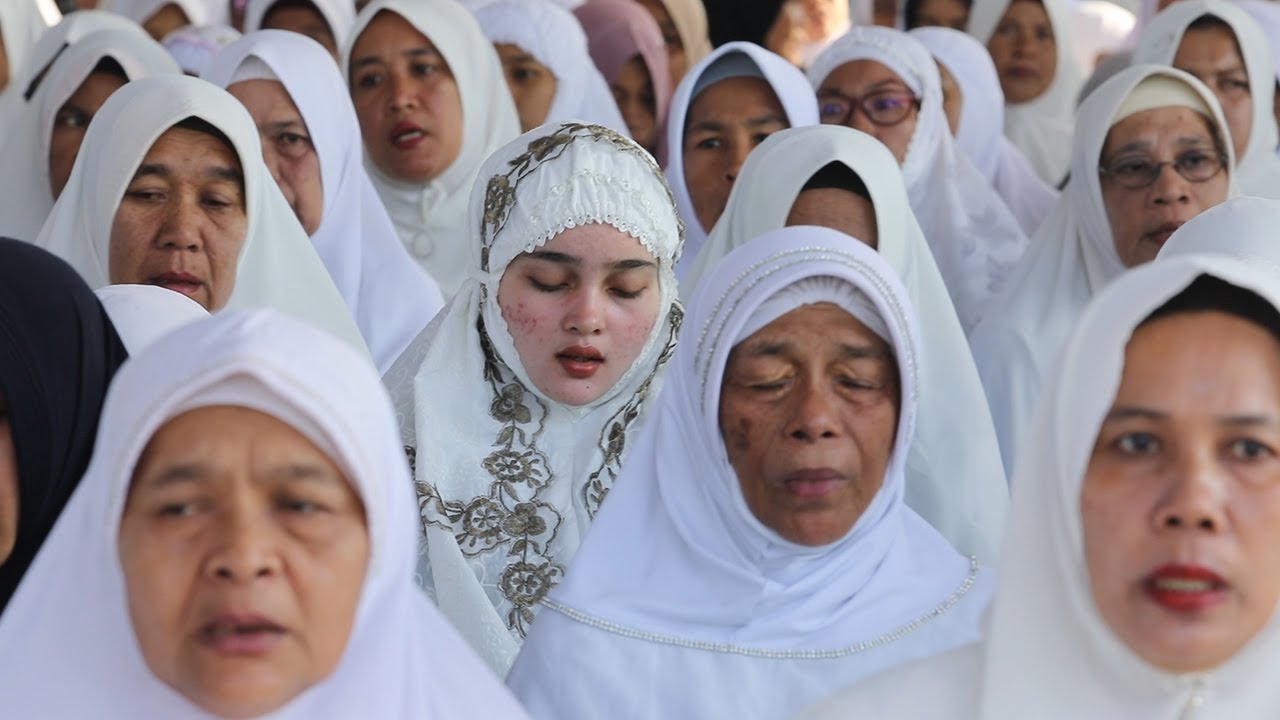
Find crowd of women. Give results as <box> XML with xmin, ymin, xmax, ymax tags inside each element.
<box><xmin>2</xmin><ymin>0</ymin><xmax>1280</xmax><ymax>716</ymax></box>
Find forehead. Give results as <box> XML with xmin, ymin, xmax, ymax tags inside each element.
<box><xmin>352</xmin><ymin>10</ymin><xmax>433</xmax><ymax>56</ymax></box>
<box><xmin>687</xmin><ymin>75</ymin><xmax>784</xmax><ymax>121</ymax></box>
<box><xmin>821</xmin><ymin>59</ymin><xmax>908</xmax><ymax>91</ymax></box>
<box><xmin>1174</xmin><ymin>24</ymin><xmax>1244</xmax><ymax>68</ymax></box>
<box><xmin>227</xmin><ymin>79</ymin><xmax>301</xmax><ymax>117</ymax></box>
<box><xmin>140</xmin><ymin>125</ymin><xmax>244</xmax><ymax>174</ymax></box>
<box><xmin>1002</xmin><ymin>0</ymin><xmax>1051</xmax><ymax>23</ymax></box>
<box><xmin>1101</xmin><ymin>106</ymin><xmax>1215</xmax><ymax>155</ymax></box>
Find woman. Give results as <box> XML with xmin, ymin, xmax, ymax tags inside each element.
<box><xmin>633</xmin><ymin>0</ymin><xmax>712</xmax><ymax>84</ymax></box>
<box><xmin>800</xmin><ymin>209</ymin><xmax>1280</xmax><ymax>718</ymax></box>
<box><xmin>474</xmin><ymin>0</ymin><xmax>627</xmax><ymax>134</ymax></box>
<box><xmin>666</xmin><ymin>41</ymin><xmax>818</xmax><ymax>276</ymax></box>
<box><xmin>95</xmin><ymin>283</ymin><xmax>209</xmax><ymax>353</ymax></box>
<box><xmin>33</xmin><ymin>74</ymin><xmax>369</xmax><ymax>361</ymax></box>
<box><xmin>342</xmin><ymin>0</ymin><xmax>520</xmax><ymax>298</ymax></box>
<box><xmin>0</xmin><ymin>238</ymin><xmax>127</xmax><ymax>615</ymax></box>
<box><xmin>1132</xmin><ymin>0</ymin><xmax>1280</xmax><ymax>200</ymax></box>
<box><xmin>903</xmin><ymin>0</ymin><xmax>971</xmax><ymax>30</ymax></box>
<box><xmin>204</xmin><ymin>30</ymin><xmax>444</xmax><ymax>375</ymax></box>
<box><xmin>0</xmin><ymin>309</ymin><xmax>529</xmax><ymax>718</ymax></box>
<box><xmin>970</xmin><ymin>64</ymin><xmax>1233</xmax><ymax>475</ymax></box>
<box><xmin>389</xmin><ymin>121</ymin><xmax>682</xmax><ymax>675</ymax></box>
<box><xmin>809</xmin><ymin>27</ymin><xmax>1028</xmax><ymax>331</ymax></box>
<box><xmin>0</xmin><ymin>0</ymin><xmax>59</xmax><ymax>97</ymax></box>
<box><xmin>0</xmin><ymin>30</ymin><xmax>179</xmax><ymax>243</ymax></box>
<box><xmin>100</xmin><ymin>0</ymin><xmax>231</xmax><ymax>39</ymax></box>
<box><xmin>507</xmin><ymin>228</ymin><xmax>992</xmax><ymax>720</ymax></box>
<box><xmin>969</xmin><ymin>0</ymin><xmax>1082</xmax><ymax>186</ymax></box>
<box><xmin>682</xmin><ymin>124</ymin><xmax>1008</xmax><ymax>563</ymax></box>
<box><xmin>242</xmin><ymin>0</ymin><xmax>353</xmax><ymax>58</ymax></box>
<box><xmin>910</xmin><ymin>26</ymin><xmax>1057</xmax><ymax>236</ymax></box>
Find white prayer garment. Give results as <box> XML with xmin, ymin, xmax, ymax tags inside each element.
<box><xmin>94</xmin><ymin>283</ymin><xmax>209</xmax><ymax>353</ymax></box>
<box><xmin>341</xmin><ymin>0</ymin><xmax>521</xmax><ymax>299</ymax></box>
<box><xmin>808</xmin><ymin>27</ymin><xmax>1029</xmax><ymax>332</ymax></box>
<box><xmin>242</xmin><ymin>0</ymin><xmax>356</xmax><ymax>48</ymax></box>
<box><xmin>969</xmin><ymin>64</ymin><xmax>1235</xmax><ymax>475</ymax></box>
<box><xmin>33</xmin><ymin>74</ymin><xmax>371</xmax><ymax>361</ymax></box>
<box><xmin>0</xmin><ymin>309</ymin><xmax>530</xmax><ymax>719</ymax></box>
<box><xmin>681</xmin><ymin>124</ymin><xmax>1008</xmax><ymax>562</ymax></box>
<box><xmin>204</xmin><ymin>30</ymin><xmax>445</xmax><ymax>375</ymax></box>
<box><xmin>507</xmin><ymin>227</ymin><xmax>993</xmax><ymax>720</ymax></box>
<box><xmin>0</xmin><ymin>0</ymin><xmax>62</xmax><ymax>131</ymax></box>
<box><xmin>100</xmin><ymin>0</ymin><xmax>231</xmax><ymax>26</ymax></box>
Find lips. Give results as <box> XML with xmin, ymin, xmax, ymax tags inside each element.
<box><xmin>1144</xmin><ymin>221</ymin><xmax>1184</xmax><ymax>247</ymax></box>
<box><xmin>1006</xmin><ymin>65</ymin><xmax>1039</xmax><ymax>80</ymax></box>
<box><xmin>781</xmin><ymin>468</ymin><xmax>849</xmax><ymax>499</ymax></box>
<box><xmin>197</xmin><ymin>612</ymin><xmax>287</xmax><ymax>656</ymax></box>
<box><xmin>389</xmin><ymin>120</ymin><xmax>426</xmax><ymax>150</ymax></box>
<box><xmin>556</xmin><ymin>345</ymin><xmax>604</xmax><ymax>379</ymax></box>
<box><xmin>1143</xmin><ymin>564</ymin><xmax>1229</xmax><ymax>613</ymax></box>
<box><xmin>151</xmin><ymin>271</ymin><xmax>204</xmax><ymax>300</ymax></box>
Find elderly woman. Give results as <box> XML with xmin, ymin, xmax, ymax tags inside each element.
<box><xmin>971</xmin><ymin>64</ymin><xmax>1233</xmax><ymax>474</ymax></box>
<box><xmin>0</xmin><ymin>310</ymin><xmax>529</xmax><ymax>718</ymax></box>
<box><xmin>801</xmin><ymin>208</ymin><xmax>1280</xmax><ymax>717</ymax></box>
<box><xmin>241</xmin><ymin>0</ymin><xmax>354</xmax><ymax>58</ymax></box>
<box><xmin>507</xmin><ymin>228</ymin><xmax>993</xmax><ymax>720</ymax></box>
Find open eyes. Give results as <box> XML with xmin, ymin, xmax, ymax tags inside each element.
<box><xmin>1113</xmin><ymin>431</ymin><xmax>1159</xmax><ymax>456</ymax></box>
<box><xmin>274</xmin><ymin>131</ymin><xmax>314</xmax><ymax>159</ymax></box>
<box><xmin>1109</xmin><ymin>431</ymin><xmax>1276</xmax><ymax>462</ymax></box>
<box><xmin>53</xmin><ymin>106</ymin><xmax>90</xmax><ymax>129</ymax></box>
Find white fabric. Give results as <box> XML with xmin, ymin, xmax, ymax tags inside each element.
<box><xmin>243</xmin><ymin>0</ymin><xmax>356</xmax><ymax>48</ymax></box>
<box><xmin>809</xmin><ymin>27</ymin><xmax>1030</xmax><ymax>332</ymax></box>
<box><xmin>507</xmin><ymin>227</ymin><xmax>993</xmax><ymax>720</ymax></box>
<box><xmin>0</xmin><ymin>29</ymin><xmax>179</xmax><ymax>243</ymax></box>
<box><xmin>389</xmin><ymin>122</ymin><xmax>683</xmax><ymax>676</ymax></box>
<box><xmin>341</xmin><ymin>0</ymin><xmax>521</xmax><ymax>299</ymax></box>
<box><xmin>0</xmin><ymin>0</ymin><xmax>61</xmax><ymax>131</ymax></box>
<box><xmin>94</xmin><ymin>283</ymin><xmax>209</xmax><ymax>353</ymax></box>
<box><xmin>1071</xmin><ymin>0</ymin><xmax>1137</xmax><ymax>75</ymax></box>
<box><xmin>473</xmin><ymin>0</ymin><xmax>628</xmax><ymax>134</ymax></box>
<box><xmin>969</xmin><ymin>63</ymin><xmax>1235</xmax><ymax>476</ymax></box>
<box><xmin>162</xmin><ymin>23</ymin><xmax>242</xmax><ymax>75</ymax></box>
<box><xmin>1238</xmin><ymin>1</ymin><xmax>1280</xmax><ymax>122</ymax></box>
<box><xmin>204</xmin><ymin>31</ymin><xmax>444</xmax><ymax>376</ymax></box>
<box><xmin>663</xmin><ymin>41</ymin><xmax>819</xmax><ymax>278</ymax></box>
<box><xmin>0</xmin><ymin>309</ymin><xmax>529</xmax><ymax>719</ymax></box>
<box><xmin>99</xmin><ymin>0</ymin><xmax>230</xmax><ymax>26</ymax></box>
<box><xmin>737</xmin><ymin>275</ymin><xmax>889</xmax><ymax>345</ymax></box>
<box><xmin>1161</xmin><ymin>195</ymin><xmax>1280</xmax><ymax>270</ymax></box>
<box><xmin>681</xmin><ymin>124</ymin><xmax>1008</xmax><ymax>562</ymax></box>
<box><xmin>1132</xmin><ymin>0</ymin><xmax>1280</xmax><ymax>199</ymax></box>
<box><xmin>32</xmin><ymin>74</ymin><xmax>370</xmax><ymax>363</ymax></box>
<box><xmin>655</xmin><ymin>0</ymin><xmax>713</xmax><ymax>68</ymax></box>
<box><xmin>968</xmin><ymin>0</ymin><xmax>1084</xmax><ymax>186</ymax></box>
<box><xmin>798</xmin><ymin>250</ymin><xmax>1280</xmax><ymax>720</ymax></box>
<box><xmin>910</xmin><ymin>26</ymin><xmax>1058</xmax><ymax>237</ymax></box>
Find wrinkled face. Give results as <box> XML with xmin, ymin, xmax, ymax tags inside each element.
<box><xmin>683</xmin><ymin>75</ymin><xmax>788</xmax><ymax>233</ymax></box>
<box><xmin>119</xmin><ymin>405</ymin><xmax>369</xmax><ymax>720</ymax></box>
<box><xmin>987</xmin><ymin>0</ymin><xmax>1057</xmax><ymax>104</ymax></box>
<box><xmin>143</xmin><ymin>4</ymin><xmax>191</xmax><ymax>41</ymax></box>
<box><xmin>913</xmin><ymin>0</ymin><xmax>969</xmax><ymax>30</ymax></box>
<box><xmin>497</xmin><ymin>223</ymin><xmax>663</xmax><ymax>407</ymax></box>
<box><xmin>349</xmin><ymin>11</ymin><xmax>464</xmax><ymax>184</ymax></box>
<box><xmin>1173</xmin><ymin>25</ymin><xmax>1253</xmax><ymax>161</ymax></box>
<box><xmin>936</xmin><ymin>61</ymin><xmax>962</xmax><ymax>135</ymax></box>
<box><xmin>108</xmin><ymin>126</ymin><xmax>248</xmax><ymax>311</ymax></box>
<box><xmin>262</xmin><ymin>2</ymin><xmax>338</xmax><ymax>59</ymax></box>
<box><xmin>817</xmin><ymin>60</ymin><xmax>919</xmax><ymax>165</ymax></box>
<box><xmin>786</xmin><ymin>188</ymin><xmax>879</xmax><ymax>248</ymax></box>
<box><xmin>494</xmin><ymin>43</ymin><xmax>558</xmax><ymax>132</ymax></box>
<box><xmin>228</xmin><ymin>79</ymin><xmax>324</xmax><ymax>236</ymax></box>
<box><xmin>49</xmin><ymin>71</ymin><xmax>128</xmax><ymax>199</ymax></box>
<box><xmin>1099</xmin><ymin>107</ymin><xmax>1228</xmax><ymax>268</ymax></box>
<box><xmin>1082</xmin><ymin>311</ymin><xmax>1280</xmax><ymax>673</ymax></box>
<box><xmin>720</xmin><ymin>302</ymin><xmax>900</xmax><ymax>546</ymax></box>
<box><xmin>0</xmin><ymin>391</ymin><xmax>16</xmax><ymax>566</ymax></box>
<box><xmin>612</xmin><ymin>55</ymin><xmax>658</xmax><ymax>154</ymax></box>
<box><xmin>634</xmin><ymin>0</ymin><xmax>687</xmax><ymax>86</ymax></box>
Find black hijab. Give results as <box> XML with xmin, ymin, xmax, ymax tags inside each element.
<box><xmin>0</xmin><ymin>238</ymin><xmax>128</xmax><ymax>612</ymax></box>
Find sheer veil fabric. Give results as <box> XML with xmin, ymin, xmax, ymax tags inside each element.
<box><xmin>681</xmin><ymin>125</ymin><xmax>1007</xmax><ymax>562</ymax></box>
<box><xmin>204</xmin><ymin>30</ymin><xmax>444</xmax><ymax>375</ymax></box>
<box><xmin>0</xmin><ymin>309</ymin><xmax>529</xmax><ymax>719</ymax></box>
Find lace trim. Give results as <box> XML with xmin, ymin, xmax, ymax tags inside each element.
<box><xmin>541</xmin><ymin>557</ymin><xmax>980</xmax><ymax>660</ymax></box>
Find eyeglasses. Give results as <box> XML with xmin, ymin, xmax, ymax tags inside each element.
<box><xmin>817</xmin><ymin>89</ymin><xmax>920</xmax><ymax>127</ymax></box>
<box><xmin>1098</xmin><ymin>149</ymin><xmax>1227</xmax><ymax>190</ymax></box>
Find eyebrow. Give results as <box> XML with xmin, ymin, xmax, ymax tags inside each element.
<box><xmin>133</xmin><ymin>163</ymin><xmax>244</xmax><ymax>186</ymax></box>
<box><xmin>352</xmin><ymin>45</ymin><xmax>440</xmax><ymax>70</ymax></box>
<box><xmin>524</xmin><ymin>250</ymin><xmax>657</xmax><ymax>272</ymax></box>
<box><xmin>819</xmin><ymin>79</ymin><xmax>909</xmax><ymax>96</ymax></box>
<box><xmin>263</xmin><ymin>463</ymin><xmax>341</xmax><ymax>485</ymax></box>
<box><xmin>142</xmin><ymin>462</ymin><xmax>338</xmax><ymax>489</ymax></box>
<box><xmin>265</xmin><ymin>119</ymin><xmax>305</xmax><ymax>134</ymax></box>
<box><xmin>144</xmin><ymin>462</ymin><xmax>209</xmax><ymax>489</ymax></box>
<box><xmin>687</xmin><ymin>111</ymin><xmax>788</xmax><ymax>135</ymax></box>
<box><xmin>1105</xmin><ymin>405</ymin><xmax>1278</xmax><ymax>427</ymax></box>
<box><xmin>745</xmin><ymin>340</ymin><xmax>887</xmax><ymax>359</ymax></box>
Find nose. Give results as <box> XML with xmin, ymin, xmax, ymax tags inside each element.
<box><xmin>154</xmin><ymin>196</ymin><xmax>205</xmax><ymax>252</ymax></box>
<box><xmin>563</xmin><ymin>286</ymin><xmax>606</xmax><ymax>336</ymax></box>
<box><xmin>784</xmin><ymin>377</ymin><xmax>841</xmax><ymax>442</ymax></box>
<box><xmin>388</xmin><ymin>70</ymin><xmax>419</xmax><ymax>112</ymax></box>
<box><xmin>205</xmin><ymin>507</ymin><xmax>283</xmax><ymax>583</ymax></box>
<box><xmin>1153</xmin><ymin>448</ymin><xmax>1227</xmax><ymax>533</ymax></box>
<box><xmin>1150</xmin><ymin>162</ymin><xmax>1192</xmax><ymax>206</ymax></box>
<box><xmin>725</xmin><ymin>139</ymin><xmax>752</xmax><ymax>183</ymax></box>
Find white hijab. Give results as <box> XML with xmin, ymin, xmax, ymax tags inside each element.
<box><xmin>0</xmin><ymin>29</ymin><xmax>179</xmax><ymax>243</ymax></box>
<box><xmin>99</xmin><ymin>0</ymin><xmax>230</xmax><ymax>26</ymax></box>
<box><xmin>909</xmin><ymin>26</ymin><xmax>1058</xmax><ymax>237</ymax></box>
<box><xmin>969</xmin><ymin>64</ymin><xmax>1235</xmax><ymax>475</ymax></box>
<box><xmin>401</xmin><ymin>122</ymin><xmax>683</xmax><ymax>675</ymax></box>
<box><xmin>664</xmin><ymin>41</ymin><xmax>819</xmax><ymax>277</ymax></box>
<box><xmin>682</xmin><ymin>124</ymin><xmax>1007</xmax><ymax>562</ymax></box>
<box><xmin>0</xmin><ymin>309</ymin><xmax>529</xmax><ymax>719</ymax></box>
<box><xmin>473</xmin><ymin>0</ymin><xmax>628</xmax><ymax>134</ymax></box>
<box><xmin>809</xmin><ymin>27</ymin><xmax>1030</xmax><ymax>332</ymax></box>
<box><xmin>204</xmin><ymin>30</ymin><xmax>444</xmax><ymax>376</ymax></box>
<box><xmin>33</xmin><ymin>74</ymin><xmax>370</xmax><ymax>362</ymax></box>
<box><xmin>968</xmin><ymin>0</ymin><xmax>1084</xmax><ymax>186</ymax></box>
<box><xmin>94</xmin><ymin>283</ymin><xmax>209</xmax><ymax>353</ymax></box>
<box><xmin>0</xmin><ymin>0</ymin><xmax>61</xmax><ymax>130</ymax></box>
<box><xmin>1132</xmin><ymin>0</ymin><xmax>1280</xmax><ymax>200</ymax></box>
<box><xmin>508</xmin><ymin>227</ymin><xmax>992</xmax><ymax>720</ymax></box>
<box><xmin>341</xmin><ymin>0</ymin><xmax>521</xmax><ymax>299</ymax></box>
<box><xmin>243</xmin><ymin>0</ymin><xmax>356</xmax><ymax>47</ymax></box>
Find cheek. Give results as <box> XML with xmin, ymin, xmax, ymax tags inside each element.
<box><xmin>719</xmin><ymin>399</ymin><xmax>766</xmax><ymax>468</ymax></box>
<box><xmin>108</xmin><ymin>210</ymin><xmax>152</xmax><ymax>282</ymax></box>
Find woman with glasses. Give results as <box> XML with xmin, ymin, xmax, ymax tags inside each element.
<box><xmin>969</xmin><ymin>64</ymin><xmax>1233</xmax><ymax>476</ymax></box>
<box><xmin>808</xmin><ymin>27</ymin><xmax>1027</xmax><ymax>332</ymax></box>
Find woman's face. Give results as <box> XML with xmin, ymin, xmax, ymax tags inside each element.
<box><xmin>1099</xmin><ymin>107</ymin><xmax>1228</xmax><ymax>268</ymax></box>
<box><xmin>634</xmin><ymin>0</ymin><xmax>687</xmax><ymax>86</ymax></box>
<box><xmin>986</xmin><ymin>0</ymin><xmax>1057</xmax><ymax>104</ymax></box>
<box><xmin>261</xmin><ymin>2</ymin><xmax>338</xmax><ymax>59</ymax></box>
<box><xmin>348</xmin><ymin>11</ymin><xmax>464</xmax><ymax>184</ymax></box>
<box><xmin>786</xmin><ymin>188</ymin><xmax>879</xmax><ymax>248</ymax></box>
<box><xmin>936</xmin><ymin>60</ymin><xmax>962</xmax><ymax>135</ymax></box>
<box><xmin>816</xmin><ymin>60</ymin><xmax>919</xmax><ymax>165</ymax></box>
<box><xmin>497</xmin><ymin>223</ymin><xmax>662</xmax><ymax>407</ymax></box>
<box><xmin>912</xmin><ymin>0</ymin><xmax>969</xmax><ymax>30</ymax></box>
<box><xmin>1173</xmin><ymin>24</ymin><xmax>1253</xmax><ymax>161</ymax></box>
<box><xmin>119</xmin><ymin>405</ymin><xmax>369</xmax><ymax>719</ymax></box>
<box><xmin>108</xmin><ymin>125</ymin><xmax>249</xmax><ymax>311</ymax></box>
<box><xmin>143</xmin><ymin>4</ymin><xmax>191</xmax><ymax>42</ymax></box>
<box><xmin>49</xmin><ymin>71</ymin><xmax>128</xmax><ymax>200</ymax></box>
<box><xmin>0</xmin><ymin>391</ymin><xmax>16</xmax><ymax>566</ymax></box>
<box><xmin>612</xmin><ymin>55</ymin><xmax>658</xmax><ymax>153</ymax></box>
<box><xmin>494</xmin><ymin>43</ymin><xmax>558</xmax><ymax>132</ymax></box>
<box><xmin>228</xmin><ymin>79</ymin><xmax>325</xmax><ymax>236</ymax></box>
<box><xmin>1082</xmin><ymin>310</ymin><xmax>1280</xmax><ymax>673</ymax></box>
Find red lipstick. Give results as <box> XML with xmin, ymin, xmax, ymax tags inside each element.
<box><xmin>1143</xmin><ymin>564</ymin><xmax>1229</xmax><ymax>613</ymax></box>
<box><xmin>197</xmin><ymin>612</ymin><xmax>287</xmax><ymax>656</ymax></box>
<box><xmin>556</xmin><ymin>345</ymin><xmax>604</xmax><ymax>379</ymax></box>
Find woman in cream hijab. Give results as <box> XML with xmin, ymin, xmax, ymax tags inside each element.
<box><xmin>342</xmin><ymin>0</ymin><xmax>521</xmax><ymax>299</ymax></box>
<box><xmin>682</xmin><ymin>124</ymin><xmax>1007</xmax><ymax>563</ymax></box>
<box><xmin>635</xmin><ymin>0</ymin><xmax>713</xmax><ymax>85</ymax></box>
